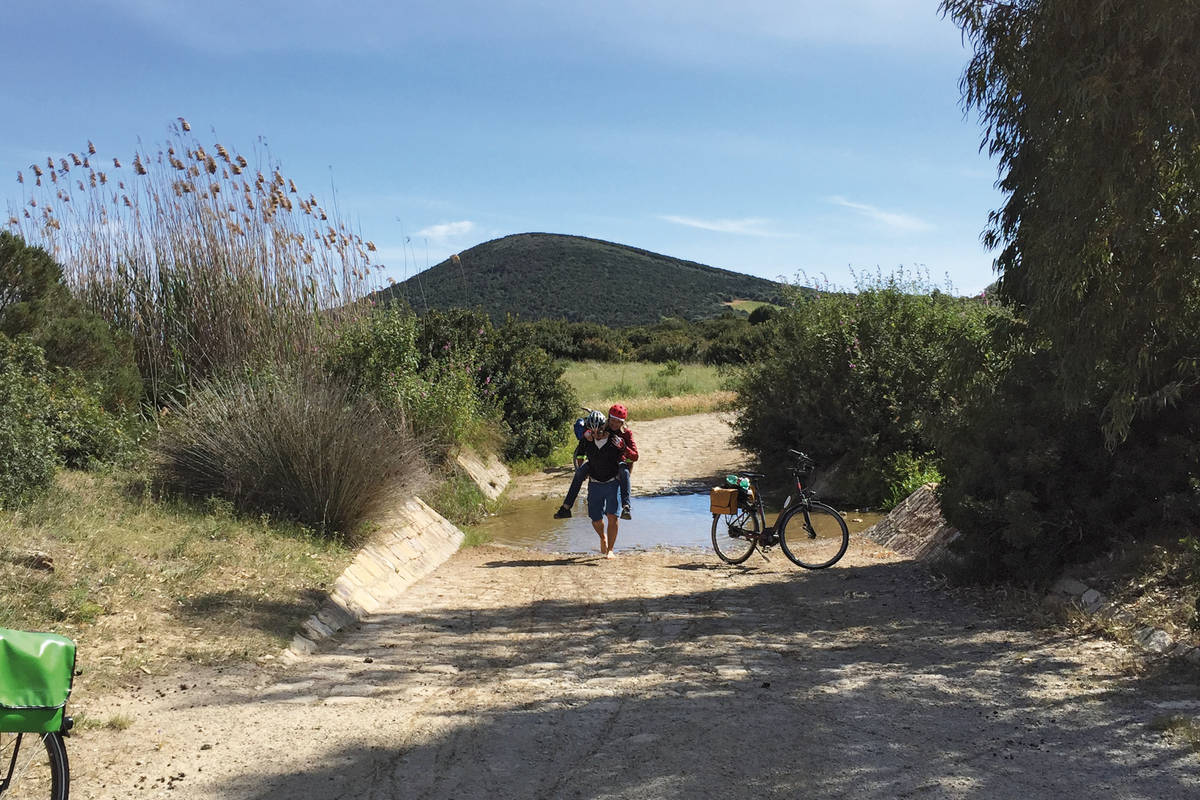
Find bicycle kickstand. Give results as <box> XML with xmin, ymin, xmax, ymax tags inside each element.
<box><xmin>756</xmin><ymin>541</ymin><xmax>771</xmax><ymax>562</ymax></box>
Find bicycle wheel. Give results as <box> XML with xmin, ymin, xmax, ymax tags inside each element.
<box><xmin>779</xmin><ymin>501</ymin><xmax>849</xmax><ymax>569</ymax></box>
<box><xmin>711</xmin><ymin>509</ymin><xmax>760</xmax><ymax>564</ymax></box>
<box><xmin>0</xmin><ymin>731</ymin><xmax>69</xmax><ymax>800</ymax></box>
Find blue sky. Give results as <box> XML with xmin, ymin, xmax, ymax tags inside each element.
<box><xmin>2</xmin><ymin>1</ymin><xmax>1003</xmax><ymax>295</ymax></box>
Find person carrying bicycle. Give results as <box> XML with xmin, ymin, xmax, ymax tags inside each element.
<box><xmin>554</xmin><ymin>404</ymin><xmax>638</xmax><ymax>520</ymax></box>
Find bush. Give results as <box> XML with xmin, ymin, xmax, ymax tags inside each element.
<box><xmin>0</xmin><ymin>336</ymin><xmax>57</xmax><ymax>507</ymax></box>
<box><xmin>328</xmin><ymin>309</ymin><xmax>485</xmax><ymax>454</ymax></box>
<box><xmin>730</xmin><ymin>272</ymin><xmax>997</xmax><ymax>504</ymax></box>
<box><xmin>633</xmin><ymin>330</ymin><xmax>700</xmax><ymax>363</ymax></box>
<box><xmin>880</xmin><ymin>451</ymin><xmax>942</xmax><ymax>511</ymax></box>
<box><xmin>153</xmin><ymin>367</ymin><xmax>426</xmax><ymax>537</ymax></box>
<box><xmin>329</xmin><ymin>308</ymin><xmax>576</xmax><ymax>462</ymax></box>
<box><xmin>702</xmin><ymin>323</ymin><xmax>768</xmax><ymax>366</ymax></box>
<box><xmin>483</xmin><ymin>328</ymin><xmax>576</xmax><ymax>459</ymax></box>
<box><xmin>0</xmin><ymin>232</ymin><xmax>141</xmax><ymax>411</ymax></box>
<box><xmin>934</xmin><ymin>319</ymin><xmax>1200</xmax><ymax>583</ymax></box>
<box><xmin>0</xmin><ymin>334</ymin><xmax>129</xmax><ymax>507</ymax></box>
<box><xmin>44</xmin><ymin>377</ymin><xmax>129</xmax><ymax>468</ymax></box>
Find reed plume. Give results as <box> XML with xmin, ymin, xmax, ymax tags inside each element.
<box><xmin>6</xmin><ymin>119</ymin><xmax>383</xmax><ymax>403</ymax></box>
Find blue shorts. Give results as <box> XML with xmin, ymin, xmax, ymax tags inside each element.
<box><xmin>587</xmin><ymin>480</ymin><xmax>620</xmax><ymax>521</ymax></box>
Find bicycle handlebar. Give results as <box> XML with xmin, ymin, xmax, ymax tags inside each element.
<box><xmin>788</xmin><ymin>449</ymin><xmax>815</xmax><ymax>472</ymax></box>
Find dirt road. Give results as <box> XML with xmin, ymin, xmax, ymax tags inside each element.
<box><xmin>68</xmin><ymin>414</ymin><xmax>1199</xmax><ymax>799</ymax></box>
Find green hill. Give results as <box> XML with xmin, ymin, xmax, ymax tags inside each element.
<box><xmin>374</xmin><ymin>233</ymin><xmax>786</xmax><ymax>326</ymax></box>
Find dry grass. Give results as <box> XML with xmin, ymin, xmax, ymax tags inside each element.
<box><xmin>1149</xmin><ymin>714</ymin><xmax>1200</xmax><ymax>753</ymax></box>
<box><xmin>1070</xmin><ymin>532</ymin><xmax>1200</xmax><ymax>650</ymax></box>
<box><xmin>616</xmin><ymin>391</ymin><xmax>737</xmax><ymax>421</ymax></box>
<box><xmin>0</xmin><ymin>470</ymin><xmax>353</xmax><ymax>694</ymax></box>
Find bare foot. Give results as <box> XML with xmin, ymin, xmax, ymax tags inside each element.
<box><xmin>597</xmin><ymin>534</ymin><xmax>608</xmax><ymax>556</ymax></box>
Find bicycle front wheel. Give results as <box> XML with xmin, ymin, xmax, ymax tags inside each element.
<box><xmin>779</xmin><ymin>501</ymin><xmax>849</xmax><ymax>569</ymax></box>
<box><xmin>0</xmin><ymin>731</ymin><xmax>69</xmax><ymax>800</ymax></box>
<box><xmin>711</xmin><ymin>509</ymin><xmax>760</xmax><ymax>564</ymax></box>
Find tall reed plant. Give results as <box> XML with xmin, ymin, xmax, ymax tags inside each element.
<box><xmin>6</xmin><ymin>120</ymin><xmax>382</xmax><ymax>402</ymax></box>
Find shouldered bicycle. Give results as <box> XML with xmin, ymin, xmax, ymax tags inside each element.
<box><xmin>711</xmin><ymin>449</ymin><xmax>850</xmax><ymax>568</ymax></box>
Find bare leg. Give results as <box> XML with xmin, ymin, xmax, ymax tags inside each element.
<box><xmin>592</xmin><ymin>519</ymin><xmax>607</xmax><ymax>555</ymax></box>
<box><xmin>605</xmin><ymin>514</ymin><xmax>619</xmax><ymax>558</ymax></box>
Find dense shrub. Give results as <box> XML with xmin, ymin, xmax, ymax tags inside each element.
<box><xmin>0</xmin><ymin>232</ymin><xmax>141</xmax><ymax>410</ymax></box>
<box><xmin>422</xmin><ymin>311</ymin><xmax>575</xmax><ymax>460</ymax></box>
<box><xmin>44</xmin><ymin>377</ymin><xmax>129</xmax><ymax>468</ymax></box>
<box><xmin>0</xmin><ymin>334</ymin><xmax>129</xmax><ymax>506</ymax></box>
<box><xmin>523</xmin><ymin>320</ymin><xmax>631</xmax><ymax>361</ymax></box>
<box><xmin>702</xmin><ymin>322</ymin><xmax>769</xmax><ymax>366</ymax></box>
<box><xmin>153</xmin><ymin>367</ymin><xmax>426</xmax><ymax>537</ymax></box>
<box><xmin>934</xmin><ymin>319</ymin><xmax>1200</xmax><ymax>582</ymax></box>
<box><xmin>330</xmin><ymin>308</ymin><xmax>576</xmax><ymax>462</ymax></box>
<box><xmin>731</xmin><ymin>274</ymin><xmax>998</xmax><ymax>504</ymax></box>
<box><xmin>632</xmin><ymin>330</ymin><xmax>700</xmax><ymax>363</ymax></box>
<box><xmin>483</xmin><ymin>327</ymin><xmax>575</xmax><ymax>459</ymax></box>
<box><xmin>328</xmin><ymin>309</ymin><xmax>483</xmax><ymax>453</ymax></box>
<box><xmin>0</xmin><ymin>336</ymin><xmax>57</xmax><ymax>507</ymax></box>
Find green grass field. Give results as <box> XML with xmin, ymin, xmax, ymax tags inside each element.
<box><xmin>561</xmin><ymin>360</ymin><xmax>734</xmax><ymax>422</ymax></box>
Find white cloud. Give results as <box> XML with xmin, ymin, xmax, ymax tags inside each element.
<box><xmin>414</xmin><ymin>220</ymin><xmax>475</xmax><ymax>240</ymax></box>
<box><xmin>828</xmin><ymin>196</ymin><xmax>934</xmax><ymax>233</ymax></box>
<box><xmin>660</xmin><ymin>215</ymin><xmax>775</xmax><ymax>236</ymax></box>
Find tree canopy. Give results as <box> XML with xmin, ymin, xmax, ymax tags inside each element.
<box><xmin>942</xmin><ymin>0</ymin><xmax>1200</xmax><ymax>442</ymax></box>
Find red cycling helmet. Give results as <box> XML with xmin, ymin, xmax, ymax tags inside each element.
<box><xmin>608</xmin><ymin>403</ymin><xmax>628</xmax><ymax>422</ymax></box>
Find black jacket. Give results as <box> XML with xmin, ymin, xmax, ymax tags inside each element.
<box><xmin>579</xmin><ymin>436</ymin><xmax>624</xmax><ymax>482</ymax></box>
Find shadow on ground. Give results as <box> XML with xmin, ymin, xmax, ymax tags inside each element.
<box><xmin>190</xmin><ymin>555</ymin><xmax>1199</xmax><ymax>799</ymax></box>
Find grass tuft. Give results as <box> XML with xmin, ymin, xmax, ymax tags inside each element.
<box><xmin>153</xmin><ymin>367</ymin><xmax>426</xmax><ymax>539</ymax></box>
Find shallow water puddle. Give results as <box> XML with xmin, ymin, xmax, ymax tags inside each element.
<box><xmin>475</xmin><ymin>493</ymin><xmax>882</xmax><ymax>554</ymax></box>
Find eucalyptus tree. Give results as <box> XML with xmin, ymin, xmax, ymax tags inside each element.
<box><xmin>941</xmin><ymin>0</ymin><xmax>1200</xmax><ymax>444</ymax></box>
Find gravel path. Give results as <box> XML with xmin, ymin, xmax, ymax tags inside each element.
<box><xmin>66</xmin><ymin>414</ymin><xmax>1200</xmax><ymax>799</ymax></box>
<box><xmin>72</xmin><ymin>545</ymin><xmax>1200</xmax><ymax>799</ymax></box>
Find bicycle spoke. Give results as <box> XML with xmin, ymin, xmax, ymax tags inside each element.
<box><xmin>0</xmin><ymin>731</ymin><xmax>65</xmax><ymax>799</ymax></box>
<box><xmin>779</xmin><ymin>502</ymin><xmax>849</xmax><ymax>569</ymax></box>
<box><xmin>711</xmin><ymin>510</ymin><xmax>759</xmax><ymax>564</ymax></box>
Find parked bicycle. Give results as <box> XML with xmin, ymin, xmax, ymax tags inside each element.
<box><xmin>710</xmin><ymin>449</ymin><xmax>849</xmax><ymax>568</ymax></box>
<box><xmin>1</xmin><ymin>628</ymin><xmax>75</xmax><ymax>800</ymax></box>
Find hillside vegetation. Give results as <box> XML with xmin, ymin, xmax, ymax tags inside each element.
<box><xmin>376</xmin><ymin>233</ymin><xmax>787</xmax><ymax>326</ymax></box>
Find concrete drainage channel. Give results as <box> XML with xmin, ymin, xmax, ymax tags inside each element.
<box><xmin>283</xmin><ymin>447</ymin><xmax>509</xmax><ymax>663</ymax></box>
<box><xmin>281</xmin><ymin>496</ymin><xmax>465</xmax><ymax>663</ymax></box>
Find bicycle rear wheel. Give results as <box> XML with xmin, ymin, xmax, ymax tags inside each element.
<box><xmin>0</xmin><ymin>731</ymin><xmax>69</xmax><ymax>800</ymax></box>
<box><xmin>711</xmin><ymin>509</ymin><xmax>760</xmax><ymax>564</ymax></box>
<box><xmin>779</xmin><ymin>501</ymin><xmax>849</xmax><ymax>569</ymax></box>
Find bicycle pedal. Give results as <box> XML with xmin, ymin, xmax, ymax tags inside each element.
<box><xmin>758</xmin><ymin>546</ymin><xmax>772</xmax><ymax>561</ymax></box>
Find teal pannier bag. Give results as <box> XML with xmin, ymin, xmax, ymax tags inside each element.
<box><xmin>0</xmin><ymin>627</ymin><xmax>76</xmax><ymax>733</ymax></box>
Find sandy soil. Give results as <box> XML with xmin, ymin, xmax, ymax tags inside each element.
<box><xmin>64</xmin><ymin>414</ymin><xmax>1200</xmax><ymax>799</ymax></box>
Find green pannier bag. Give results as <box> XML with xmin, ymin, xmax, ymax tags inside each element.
<box><xmin>0</xmin><ymin>627</ymin><xmax>76</xmax><ymax>733</ymax></box>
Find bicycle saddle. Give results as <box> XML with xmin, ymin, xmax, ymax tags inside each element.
<box><xmin>739</xmin><ymin>471</ymin><xmax>767</xmax><ymax>479</ymax></box>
